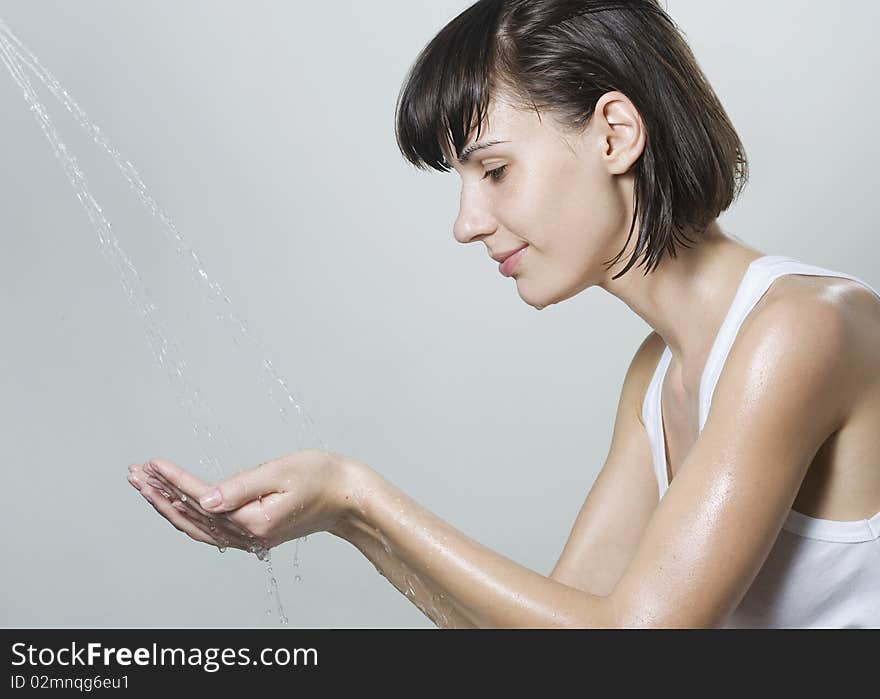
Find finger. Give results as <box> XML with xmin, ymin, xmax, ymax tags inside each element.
<box><xmin>197</xmin><ymin>460</ymin><xmax>285</xmax><ymax>513</ymax></box>
<box><xmin>127</xmin><ymin>469</ymin><xmax>144</xmax><ymax>491</ymax></box>
<box><xmin>132</xmin><ymin>464</ymin><xmax>222</xmax><ymax>543</ymax></box>
<box><xmin>141</xmin><ymin>467</ymin><xmax>268</xmax><ymax>546</ymax></box>
<box><xmin>140</xmin><ymin>485</ymin><xmax>224</xmax><ymax>548</ymax></box>
<box><xmin>144</xmin><ymin>474</ymin><xmax>191</xmax><ymax>506</ymax></box>
<box><xmin>129</xmin><ymin>463</ymin><xmax>157</xmax><ymax>492</ymax></box>
<box><xmin>170</xmin><ymin>498</ymin><xmax>273</xmax><ymax>555</ymax></box>
<box><xmin>136</xmin><ymin>465</ymin><xmax>266</xmax><ymax>550</ymax></box>
<box><xmin>169</xmin><ymin>496</ymin><xmax>258</xmax><ymax>547</ymax></box>
<box><xmin>223</xmin><ymin>492</ymin><xmax>289</xmax><ymax>533</ymax></box>
<box><xmin>145</xmin><ymin>458</ymin><xmax>214</xmax><ymax>502</ymax></box>
<box><xmin>168</xmin><ymin>501</ymin><xmax>240</xmax><ymax>549</ymax></box>
<box><xmin>170</xmin><ymin>501</ymin><xmax>269</xmax><ymax>554</ymax></box>
<box><xmin>145</xmin><ymin>476</ymin><xmax>175</xmax><ymax>500</ymax></box>
<box><xmin>139</xmin><ymin>467</ymin><xmax>219</xmax><ymax>522</ymax></box>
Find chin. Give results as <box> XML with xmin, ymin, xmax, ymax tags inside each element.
<box><xmin>515</xmin><ymin>279</ymin><xmax>560</xmax><ymax>310</ymax></box>
<box><xmin>517</xmin><ymin>274</ymin><xmax>589</xmax><ymax>310</ymax></box>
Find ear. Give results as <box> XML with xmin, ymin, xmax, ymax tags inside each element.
<box><xmin>593</xmin><ymin>91</ymin><xmax>646</xmax><ymax>175</ymax></box>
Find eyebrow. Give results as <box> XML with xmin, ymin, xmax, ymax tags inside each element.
<box><xmin>457</xmin><ymin>139</ymin><xmax>510</xmax><ymax>164</ymax></box>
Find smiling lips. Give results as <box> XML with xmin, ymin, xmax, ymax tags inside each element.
<box><xmin>496</xmin><ymin>245</ymin><xmax>528</xmax><ymax>277</ymax></box>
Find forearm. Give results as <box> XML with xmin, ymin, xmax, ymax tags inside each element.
<box><xmin>329</xmin><ymin>462</ymin><xmax>616</xmax><ymax>629</ymax></box>
<box><xmin>332</xmin><ymin>509</ymin><xmax>479</xmax><ymax>629</ymax></box>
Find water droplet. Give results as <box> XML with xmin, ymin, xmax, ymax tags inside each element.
<box><xmin>259</xmin><ymin>495</ymin><xmax>271</xmax><ymax>522</ymax></box>
<box><xmin>0</xmin><ymin>23</ymin><xmax>322</xmax><ymax>634</ymax></box>
<box><xmin>295</xmin><ymin>575</ymin><xmax>302</xmax><ymax>583</ymax></box>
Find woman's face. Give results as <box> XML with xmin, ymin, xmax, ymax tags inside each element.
<box><xmin>446</xmin><ymin>90</ymin><xmax>639</xmax><ymax>310</ymax></box>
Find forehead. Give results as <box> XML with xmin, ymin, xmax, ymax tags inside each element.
<box><xmin>442</xmin><ymin>93</ymin><xmax>544</xmax><ymax>165</ymax></box>
<box><xmin>478</xmin><ymin>92</ymin><xmax>525</xmax><ymax>133</ymax></box>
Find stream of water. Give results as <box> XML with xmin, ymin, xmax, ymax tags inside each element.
<box><xmin>0</xmin><ymin>17</ymin><xmax>325</xmax><ymax>625</ymax></box>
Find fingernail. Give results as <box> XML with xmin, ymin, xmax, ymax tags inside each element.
<box><xmin>200</xmin><ymin>490</ymin><xmax>222</xmax><ymax>509</ymax></box>
<box><xmin>128</xmin><ymin>473</ymin><xmax>142</xmax><ymax>488</ymax></box>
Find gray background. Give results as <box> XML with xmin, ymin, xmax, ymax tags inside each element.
<box><xmin>1</xmin><ymin>1</ymin><xmax>877</xmax><ymax>628</ymax></box>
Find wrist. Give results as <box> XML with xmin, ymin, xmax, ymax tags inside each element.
<box><xmin>330</xmin><ymin>456</ymin><xmax>378</xmax><ymax>535</ymax></box>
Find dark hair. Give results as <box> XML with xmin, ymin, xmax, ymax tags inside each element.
<box><xmin>394</xmin><ymin>0</ymin><xmax>748</xmax><ymax>278</ymax></box>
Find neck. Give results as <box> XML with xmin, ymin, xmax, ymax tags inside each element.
<box><xmin>598</xmin><ymin>220</ymin><xmax>766</xmax><ymax>398</ymax></box>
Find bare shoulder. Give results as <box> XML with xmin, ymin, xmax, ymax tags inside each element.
<box><xmin>604</xmin><ymin>273</ymin><xmax>880</xmax><ymax>626</ymax></box>
<box><xmin>768</xmin><ymin>271</ymin><xmax>880</xmax><ymax>313</ymax></box>
<box><xmin>765</xmin><ymin>272</ymin><xmax>880</xmax><ymax>330</ymax></box>
<box><xmin>744</xmin><ymin>272</ymin><xmax>880</xmax><ymax>421</ymax></box>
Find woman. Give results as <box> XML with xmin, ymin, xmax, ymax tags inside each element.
<box><xmin>128</xmin><ymin>0</ymin><xmax>880</xmax><ymax>628</ymax></box>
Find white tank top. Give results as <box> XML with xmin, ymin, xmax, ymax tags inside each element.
<box><xmin>640</xmin><ymin>254</ymin><xmax>880</xmax><ymax>628</ymax></box>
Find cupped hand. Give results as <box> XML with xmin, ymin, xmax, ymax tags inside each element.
<box><xmin>127</xmin><ymin>449</ymin><xmax>358</xmax><ymax>554</ymax></box>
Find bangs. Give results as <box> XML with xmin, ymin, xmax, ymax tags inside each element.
<box><xmin>393</xmin><ymin>0</ymin><xmax>748</xmax><ymax>279</ymax></box>
<box><xmin>394</xmin><ymin>1</ymin><xmax>509</xmax><ymax>172</ymax></box>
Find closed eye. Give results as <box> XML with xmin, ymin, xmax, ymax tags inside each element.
<box><xmin>483</xmin><ymin>165</ymin><xmax>508</xmax><ymax>182</ymax></box>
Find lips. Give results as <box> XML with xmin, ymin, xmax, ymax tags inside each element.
<box><xmin>499</xmin><ymin>246</ymin><xmax>527</xmax><ymax>277</ymax></box>
<box><xmin>491</xmin><ymin>245</ymin><xmax>528</xmax><ymax>264</ymax></box>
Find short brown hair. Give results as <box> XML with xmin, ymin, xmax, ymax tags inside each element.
<box><xmin>394</xmin><ymin>0</ymin><xmax>748</xmax><ymax>278</ymax></box>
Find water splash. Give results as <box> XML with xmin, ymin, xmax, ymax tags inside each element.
<box><xmin>0</xmin><ymin>18</ymin><xmax>320</xmax><ymax>626</ymax></box>
<box><xmin>264</xmin><ymin>552</ymin><xmax>289</xmax><ymax>626</ymax></box>
<box><xmin>0</xmin><ymin>17</ymin><xmax>325</xmax><ymax>455</ymax></box>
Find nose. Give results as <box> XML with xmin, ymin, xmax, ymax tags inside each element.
<box><xmin>452</xmin><ymin>182</ymin><xmax>497</xmax><ymax>245</ymax></box>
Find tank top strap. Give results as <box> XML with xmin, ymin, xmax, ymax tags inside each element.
<box><xmin>641</xmin><ymin>343</ymin><xmax>673</xmax><ymax>498</ymax></box>
<box><xmin>698</xmin><ymin>255</ymin><xmax>880</xmax><ymax>432</ymax></box>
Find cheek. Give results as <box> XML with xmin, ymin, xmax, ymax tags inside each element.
<box><xmin>538</xmin><ymin>183</ymin><xmax>606</xmax><ymax>256</ymax></box>
<box><xmin>557</xmin><ymin>168</ymin><xmax>623</xmax><ymax>255</ymax></box>
<box><xmin>505</xmin><ymin>166</ymin><xmax>578</xmax><ymax>245</ymax></box>
<box><xmin>506</xmin><ymin>157</ymin><xmax>619</xmax><ymax>258</ymax></box>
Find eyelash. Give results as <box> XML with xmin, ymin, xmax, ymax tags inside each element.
<box><xmin>483</xmin><ymin>165</ymin><xmax>508</xmax><ymax>182</ymax></box>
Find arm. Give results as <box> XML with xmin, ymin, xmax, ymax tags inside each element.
<box><xmin>330</xmin><ymin>463</ymin><xmax>616</xmax><ymax>628</ymax></box>
<box><xmin>605</xmin><ymin>298</ymin><xmax>850</xmax><ymax>626</ymax></box>
<box><xmin>133</xmin><ymin>298</ymin><xmax>848</xmax><ymax>627</ymax></box>
<box><xmin>132</xmin><ymin>328</ymin><xmax>656</xmax><ymax>628</ymax></box>
<box><xmin>133</xmin><ymin>449</ymin><xmax>614</xmax><ymax>627</ymax></box>
<box><xmin>329</xmin><ymin>331</ymin><xmax>665</xmax><ymax>627</ymax></box>
<box><xmin>550</xmin><ymin>331</ymin><xmax>664</xmax><ymax>595</ymax></box>
<box><xmin>334</xmin><ymin>297</ymin><xmax>848</xmax><ymax>628</ymax></box>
